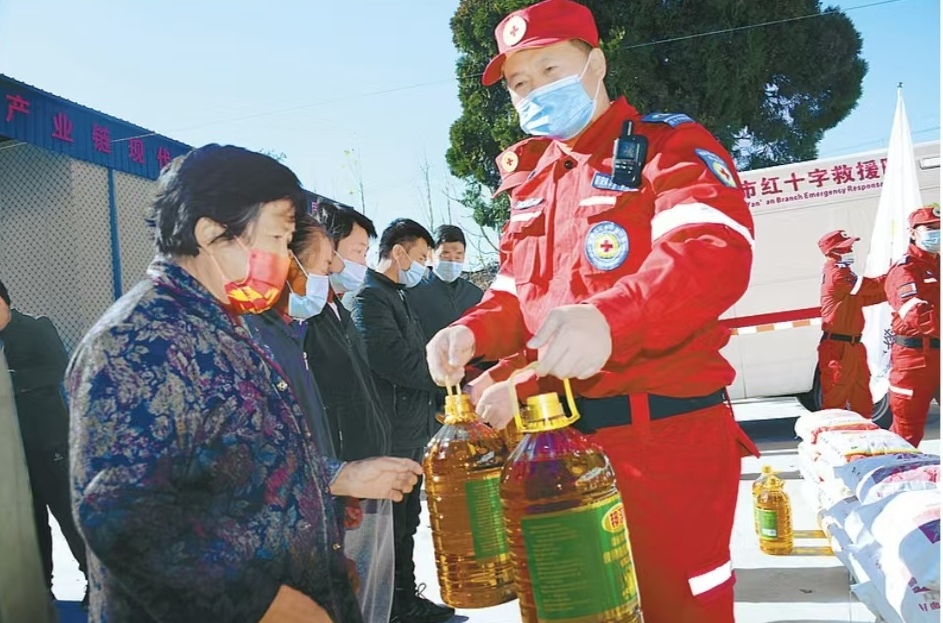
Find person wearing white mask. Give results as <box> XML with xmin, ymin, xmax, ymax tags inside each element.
<box><xmin>301</xmin><ymin>203</ymin><xmax>400</xmax><ymax>623</ymax></box>
<box><xmin>350</xmin><ymin>218</ymin><xmax>455</xmax><ymax>623</ymax></box>
<box><xmin>406</xmin><ymin>225</ymin><xmax>484</xmax><ymax>344</ymax></box>
<box><xmin>243</xmin><ymin>214</ymin><xmax>341</xmax><ymax>457</ymax></box>
<box><xmin>884</xmin><ymin>204</ymin><xmax>941</xmax><ymax>447</ymax></box>
<box><xmin>816</xmin><ymin>229</ymin><xmax>887</xmax><ymax>417</ymax></box>
<box><xmin>306</xmin><ymin>202</ymin><xmax>391</xmax><ymax>461</ymax></box>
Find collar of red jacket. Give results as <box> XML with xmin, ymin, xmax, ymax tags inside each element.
<box><xmin>908</xmin><ymin>242</ymin><xmax>940</xmax><ymax>264</ymax></box>
<box><xmin>528</xmin><ymin>96</ymin><xmax>641</xmax><ymax>177</ymax></box>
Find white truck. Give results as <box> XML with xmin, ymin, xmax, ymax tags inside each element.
<box><xmin>720</xmin><ymin>140</ymin><xmax>941</xmax><ymax>425</ymax></box>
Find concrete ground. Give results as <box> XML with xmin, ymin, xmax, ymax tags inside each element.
<box><xmin>50</xmin><ymin>400</ymin><xmax>940</xmax><ymax>622</ymax></box>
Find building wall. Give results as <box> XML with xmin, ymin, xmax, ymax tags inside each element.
<box><xmin>0</xmin><ymin>140</ymin><xmax>158</xmax><ymax>353</ymax></box>
<box><xmin>114</xmin><ymin>170</ymin><xmax>160</xmax><ymax>294</ymax></box>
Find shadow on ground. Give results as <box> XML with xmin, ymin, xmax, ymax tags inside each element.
<box><xmin>735</xmin><ymin>567</ymin><xmax>859</xmax><ymax>604</ymax></box>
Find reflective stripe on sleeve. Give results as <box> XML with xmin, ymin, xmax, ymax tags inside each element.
<box><xmin>650</xmin><ymin>202</ymin><xmax>754</xmax><ymax>248</ymax></box>
<box><xmin>897</xmin><ymin>297</ymin><xmax>926</xmax><ymax>319</ymax></box>
<box><xmin>850</xmin><ymin>275</ymin><xmax>863</xmax><ymax>295</ymax></box>
<box><xmin>490</xmin><ymin>273</ymin><xmax>518</xmax><ymax>296</ymax></box>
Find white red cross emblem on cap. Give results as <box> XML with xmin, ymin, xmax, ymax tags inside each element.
<box><xmin>840</xmin><ymin>231</ymin><xmax>849</xmax><ymax>239</ymax></box>
<box><xmin>500</xmin><ymin>151</ymin><xmax>519</xmax><ymax>173</ymax></box>
<box><xmin>503</xmin><ymin>16</ymin><xmax>527</xmax><ymax>47</ymax></box>
<box><xmin>933</xmin><ymin>206</ymin><xmax>941</xmax><ymax>217</ymax></box>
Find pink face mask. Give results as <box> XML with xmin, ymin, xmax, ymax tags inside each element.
<box><xmin>212</xmin><ymin>239</ymin><xmax>290</xmax><ymax>314</ymax></box>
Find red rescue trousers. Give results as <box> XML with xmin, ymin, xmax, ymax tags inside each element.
<box><xmin>817</xmin><ymin>339</ymin><xmax>873</xmax><ymax>418</ymax></box>
<box><xmin>889</xmin><ymin>343</ymin><xmax>940</xmax><ymax>447</ymax></box>
<box><xmin>590</xmin><ymin>401</ymin><xmax>758</xmax><ymax>623</ymax></box>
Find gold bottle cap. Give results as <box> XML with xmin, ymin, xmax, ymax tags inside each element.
<box><xmin>443</xmin><ymin>390</ymin><xmax>475</xmax><ymax>424</ymax></box>
<box><xmin>518</xmin><ymin>392</ymin><xmax>577</xmax><ymax>433</ymax></box>
<box><xmin>507</xmin><ymin>363</ymin><xmax>582</xmax><ymax>434</ymax></box>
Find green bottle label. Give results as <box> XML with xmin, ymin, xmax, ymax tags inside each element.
<box><xmin>521</xmin><ymin>494</ymin><xmax>639</xmax><ymax>620</ymax></box>
<box><xmin>464</xmin><ymin>474</ymin><xmax>509</xmax><ymax>559</ymax></box>
<box><xmin>758</xmin><ymin>509</ymin><xmax>779</xmax><ymax>540</ymax></box>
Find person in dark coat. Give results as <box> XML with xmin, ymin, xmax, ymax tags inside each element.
<box><xmin>350</xmin><ymin>219</ymin><xmax>454</xmax><ymax>623</ymax></box>
<box><xmin>0</xmin><ymin>280</ymin><xmax>88</xmax><ymax>604</ymax></box>
<box><xmin>303</xmin><ymin>203</ymin><xmax>397</xmax><ymax>622</ymax></box>
<box><xmin>406</xmin><ymin>224</ymin><xmax>484</xmax><ymax>344</ymax></box>
<box><xmin>306</xmin><ymin>203</ymin><xmax>392</xmax><ymax>461</ymax></box>
<box><xmin>243</xmin><ymin>214</ymin><xmax>338</xmax><ymax>460</ymax></box>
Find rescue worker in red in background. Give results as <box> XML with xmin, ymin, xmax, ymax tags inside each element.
<box><xmin>427</xmin><ymin>1</ymin><xmax>759</xmax><ymax>621</ymax></box>
<box><xmin>817</xmin><ymin>229</ymin><xmax>887</xmax><ymax>417</ymax></box>
<box><xmin>885</xmin><ymin>204</ymin><xmax>940</xmax><ymax>447</ymax></box>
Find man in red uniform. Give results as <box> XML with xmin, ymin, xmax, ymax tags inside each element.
<box><xmin>817</xmin><ymin>229</ymin><xmax>887</xmax><ymax>417</ymax></box>
<box><xmin>427</xmin><ymin>2</ymin><xmax>758</xmax><ymax>622</ymax></box>
<box><xmin>885</xmin><ymin>205</ymin><xmax>940</xmax><ymax>447</ymax></box>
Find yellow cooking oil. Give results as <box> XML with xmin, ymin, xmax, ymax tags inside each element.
<box><xmin>755</xmin><ymin>471</ymin><xmax>794</xmax><ymax>555</ymax></box>
<box><xmin>423</xmin><ymin>386</ymin><xmax>516</xmax><ymax>608</ymax></box>
<box><xmin>500</xmin><ymin>369</ymin><xmax>643</xmax><ymax>623</ymax></box>
<box><xmin>501</xmin><ymin>405</ymin><xmax>527</xmax><ymax>452</ymax></box>
<box><xmin>751</xmin><ymin>465</ymin><xmax>775</xmax><ymax>535</ymax></box>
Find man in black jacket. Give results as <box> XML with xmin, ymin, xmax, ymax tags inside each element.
<box><xmin>350</xmin><ymin>219</ymin><xmax>453</xmax><ymax>623</ymax></box>
<box><xmin>305</xmin><ymin>205</ymin><xmax>398</xmax><ymax>621</ymax></box>
<box><xmin>306</xmin><ymin>204</ymin><xmax>392</xmax><ymax>461</ymax></box>
<box><xmin>0</xmin><ymin>280</ymin><xmax>88</xmax><ymax>604</ymax></box>
<box><xmin>406</xmin><ymin>224</ymin><xmax>484</xmax><ymax>344</ymax></box>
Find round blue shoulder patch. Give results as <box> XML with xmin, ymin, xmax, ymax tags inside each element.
<box><xmin>584</xmin><ymin>221</ymin><xmax>630</xmax><ymax>271</ymax></box>
<box><xmin>694</xmin><ymin>148</ymin><xmax>738</xmax><ymax>188</ymax></box>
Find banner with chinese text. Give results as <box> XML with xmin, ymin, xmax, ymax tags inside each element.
<box><xmin>0</xmin><ymin>75</ymin><xmax>190</xmax><ymax>180</ymax></box>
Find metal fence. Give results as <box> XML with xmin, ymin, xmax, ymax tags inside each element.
<box><xmin>0</xmin><ymin>139</ymin><xmax>158</xmax><ymax>353</ymax></box>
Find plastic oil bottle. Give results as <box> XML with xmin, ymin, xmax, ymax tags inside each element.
<box><xmin>423</xmin><ymin>386</ymin><xmax>516</xmax><ymax>608</ymax></box>
<box><xmin>501</xmin><ymin>405</ymin><xmax>527</xmax><ymax>453</ymax></box>
<box><xmin>751</xmin><ymin>465</ymin><xmax>775</xmax><ymax>536</ymax></box>
<box><xmin>754</xmin><ymin>470</ymin><xmax>794</xmax><ymax>555</ymax></box>
<box><xmin>500</xmin><ymin>369</ymin><xmax>643</xmax><ymax>623</ymax></box>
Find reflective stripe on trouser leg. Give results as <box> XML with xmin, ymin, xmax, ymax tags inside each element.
<box><xmin>592</xmin><ymin>405</ymin><xmax>738</xmax><ymax>623</ymax></box>
<box><xmin>689</xmin><ymin>560</ymin><xmax>734</xmax><ymax>597</ymax></box>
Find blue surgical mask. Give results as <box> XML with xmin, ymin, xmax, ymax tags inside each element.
<box><xmin>287</xmin><ymin>257</ymin><xmax>331</xmax><ymax>320</ymax></box>
<box><xmin>838</xmin><ymin>252</ymin><xmax>855</xmax><ymax>265</ymax></box>
<box><xmin>433</xmin><ymin>260</ymin><xmax>464</xmax><ymax>283</ymax></box>
<box><xmin>329</xmin><ymin>253</ymin><xmax>368</xmax><ymax>293</ymax></box>
<box><xmin>514</xmin><ymin>57</ymin><xmax>601</xmax><ymax>140</ymax></box>
<box><xmin>916</xmin><ymin>228</ymin><xmax>941</xmax><ymax>254</ymax></box>
<box><xmin>396</xmin><ymin>247</ymin><xmax>427</xmax><ymax>288</ymax></box>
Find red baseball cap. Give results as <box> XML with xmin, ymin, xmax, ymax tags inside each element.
<box><xmin>482</xmin><ymin>0</ymin><xmax>600</xmax><ymax>86</ymax></box>
<box><xmin>493</xmin><ymin>138</ymin><xmax>551</xmax><ymax>197</ymax></box>
<box><xmin>818</xmin><ymin>229</ymin><xmax>859</xmax><ymax>255</ymax></box>
<box><xmin>909</xmin><ymin>204</ymin><xmax>941</xmax><ymax>228</ymax></box>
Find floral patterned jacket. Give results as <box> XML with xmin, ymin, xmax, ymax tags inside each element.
<box><xmin>68</xmin><ymin>258</ymin><xmax>362</xmax><ymax>623</ymax></box>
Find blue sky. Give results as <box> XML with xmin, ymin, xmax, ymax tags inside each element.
<box><xmin>1</xmin><ymin>0</ymin><xmax>939</xmax><ymax>266</ymax></box>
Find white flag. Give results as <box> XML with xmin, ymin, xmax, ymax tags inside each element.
<box><xmin>862</xmin><ymin>87</ymin><xmax>923</xmax><ymax>402</ymax></box>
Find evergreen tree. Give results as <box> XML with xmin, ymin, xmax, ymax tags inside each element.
<box><xmin>447</xmin><ymin>0</ymin><xmax>867</xmax><ymax>229</ymax></box>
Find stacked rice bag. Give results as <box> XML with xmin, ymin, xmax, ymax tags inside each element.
<box><xmin>794</xmin><ymin>409</ymin><xmax>941</xmax><ymax>623</ymax></box>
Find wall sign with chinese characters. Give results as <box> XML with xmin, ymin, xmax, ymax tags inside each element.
<box><xmin>0</xmin><ymin>74</ymin><xmax>190</xmax><ymax>180</ymax></box>
<box><xmin>739</xmin><ymin>153</ymin><xmax>891</xmax><ymax>212</ymax></box>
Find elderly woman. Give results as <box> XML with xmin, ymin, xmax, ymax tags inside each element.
<box><xmin>68</xmin><ymin>144</ymin><xmax>420</xmax><ymax>623</ymax></box>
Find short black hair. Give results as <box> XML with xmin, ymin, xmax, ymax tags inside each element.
<box><xmin>0</xmin><ymin>280</ymin><xmax>9</xmax><ymax>306</ymax></box>
<box><xmin>316</xmin><ymin>202</ymin><xmax>377</xmax><ymax>246</ymax></box>
<box><xmin>434</xmin><ymin>224</ymin><xmax>467</xmax><ymax>249</ymax></box>
<box><xmin>147</xmin><ymin>144</ymin><xmax>307</xmax><ymax>257</ymax></box>
<box><xmin>378</xmin><ymin>218</ymin><xmax>435</xmax><ymax>259</ymax></box>
<box><xmin>290</xmin><ymin>213</ymin><xmax>329</xmax><ymax>262</ymax></box>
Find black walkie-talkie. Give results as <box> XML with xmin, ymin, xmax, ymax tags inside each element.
<box><xmin>611</xmin><ymin>120</ymin><xmax>648</xmax><ymax>189</ymax></box>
